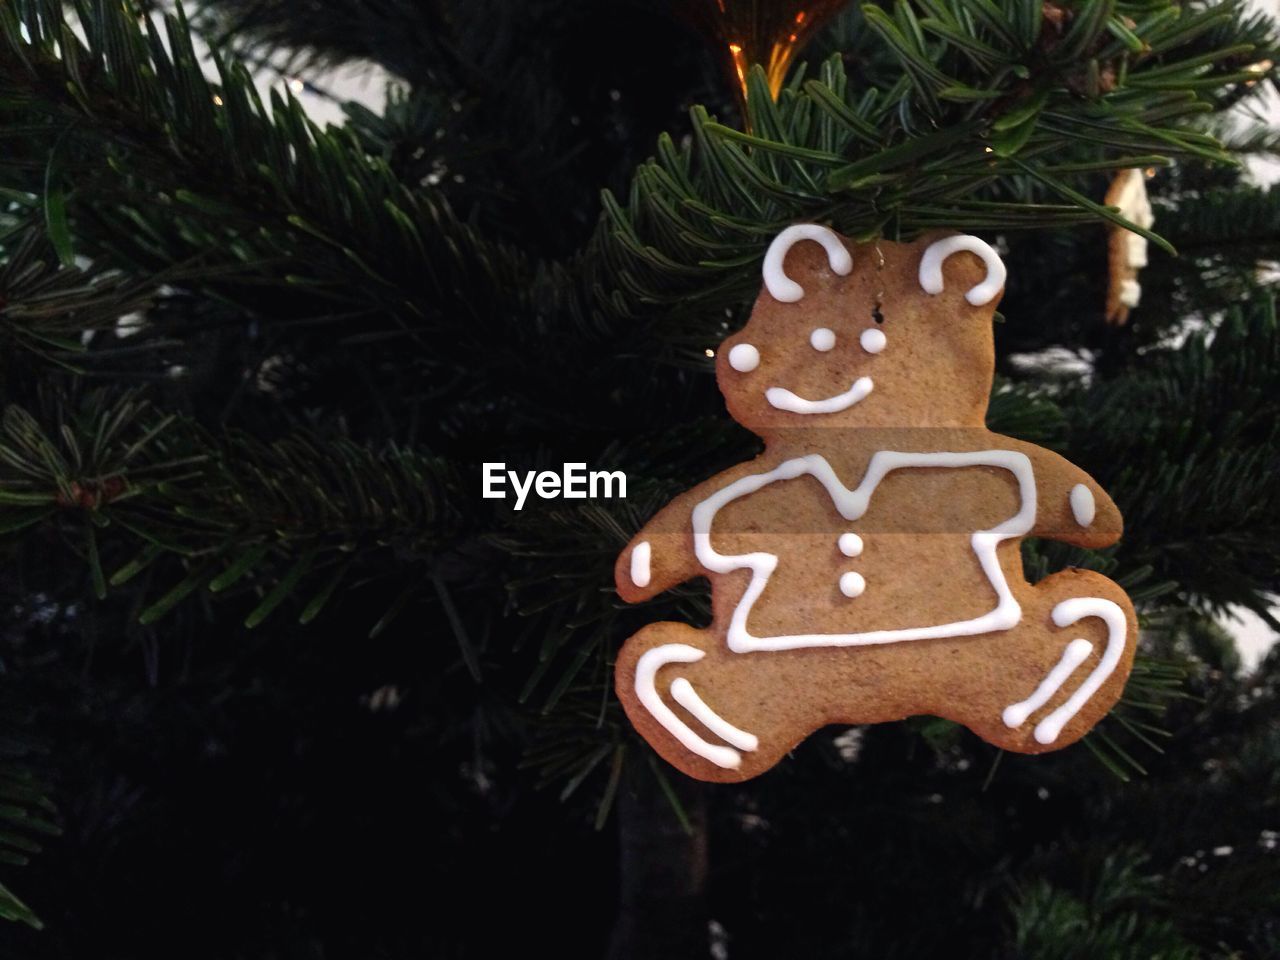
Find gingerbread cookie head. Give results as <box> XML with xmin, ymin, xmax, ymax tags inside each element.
<box><xmin>717</xmin><ymin>228</ymin><xmax>1006</xmax><ymax>434</ymax></box>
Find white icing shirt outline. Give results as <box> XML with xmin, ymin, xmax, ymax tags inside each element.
<box><xmin>691</xmin><ymin>450</ymin><xmax>1035</xmax><ymax>653</ymax></box>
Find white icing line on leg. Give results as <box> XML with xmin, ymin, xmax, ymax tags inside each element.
<box><xmin>1069</xmin><ymin>484</ymin><xmax>1095</xmax><ymax>527</ymax></box>
<box><xmin>635</xmin><ymin>644</ymin><xmax>742</xmax><ymax>769</ymax></box>
<box><xmin>1002</xmin><ymin>637</ymin><xmax>1093</xmax><ymax>729</ymax></box>
<box><xmin>670</xmin><ymin>677</ymin><xmax>759</xmax><ymax>752</ymax></box>
<box><xmin>630</xmin><ymin>541</ymin><xmax>651</xmax><ymax>588</ymax></box>
<box><xmin>1033</xmin><ymin>598</ymin><xmax>1128</xmax><ymax>744</ymax></box>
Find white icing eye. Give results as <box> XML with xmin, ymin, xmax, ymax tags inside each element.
<box><xmin>860</xmin><ymin>328</ymin><xmax>887</xmax><ymax>354</ymax></box>
<box><xmin>809</xmin><ymin>327</ymin><xmax>836</xmax><ymax>352</ymax></box>
<box><xmin>839</xmin><ymin>571</ymin><xmax>866</xmax><ymax>598</ymax></box>
<box><xmin>837</xmin><ymin>533</ymin><xmax>863</xmax><ymax>557</ymax></box>
<box><xmin>728</xmin><ymin>343</ymin><xmax>760</xmax><ymax>372</ymax></box>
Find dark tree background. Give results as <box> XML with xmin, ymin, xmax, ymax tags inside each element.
<box><xmin>0</xmin><ymin>1</ymin><xmax>1278</xmax><ymax>957</ymax></box>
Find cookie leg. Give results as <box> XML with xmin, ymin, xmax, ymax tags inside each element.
<box><xmin>616</xmin><ymin>622</ymin><xmax>772</xmax><ymax>781</ymax></box>
<box><xmin>993</xmin><ymin>569</ymin><xmax>1137</xmax><ymax>752</ymax></box>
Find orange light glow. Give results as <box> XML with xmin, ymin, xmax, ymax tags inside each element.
<box><xmin>687</xmin><ymin>0</ymin><xmax>852</xmax><ymax>107</ymax></box>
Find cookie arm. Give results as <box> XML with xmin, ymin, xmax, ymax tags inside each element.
<box><xmin>1018</xmin><ymin>443</ymin><xmax>1122</xmax><ymax>549</ymax></box>
<box><xmin>615</xmin><ymin>453</ymin><xmax>782</xmax><ymax>603</ymax></box>
<box><xmin>616</xmin><ymin>452</ymin><xmax>789</xmax><ymax>602</ymax></box>
<box><xmin>614</xmin><ymin>503</ymin><xmax>701</xmax><ymax>604</ymax></box>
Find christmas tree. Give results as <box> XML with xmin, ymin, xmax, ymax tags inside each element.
<box><xmin>0</xmin><ymin>0</ymin><xmax>1278</xmax><ymax>956</ymax></box>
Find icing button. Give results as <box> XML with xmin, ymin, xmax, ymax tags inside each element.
<box><xmin>837</xmin><ymin>532</ymin><xmax>863</xmax><ymax>557</ymax></box>
<box><xmin>839</xmin><ymin>571</ymin><xmax>866</xmax><ymax>599</ymax></box>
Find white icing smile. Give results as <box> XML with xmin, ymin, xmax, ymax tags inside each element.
<box><xmin>765</xmin><ymin>376</ymin><xmax>873</xmax><ymax>415</ymax></box>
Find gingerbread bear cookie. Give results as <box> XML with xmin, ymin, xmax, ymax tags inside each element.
<box><xmin>614</xmin><ymin>226</ymin><xmax>1137</xmax><ymax>783</ymax></box>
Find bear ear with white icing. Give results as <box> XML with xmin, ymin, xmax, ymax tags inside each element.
<box><xmin>918</xmin><ymin>235</ymin><xmax>1006</xmax><ymax>307</ymax></box>
<box><xmin>762</xmin><ymin>224</ymin><xmax>853</xmax><ymax>303</ymax></box>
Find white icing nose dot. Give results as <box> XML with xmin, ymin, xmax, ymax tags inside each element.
<box><xmin>809</xmin><ymin>327</ymin><xmax>836</xmax><ymax>352</ymax></box>
<box><xmin>839</xmin><ymin>571</ymin><xmax>866</xmax><ymax>598</ymax></box>
<box><xmin>860</xmin><ymin>328</ymin><xmax>887</xmax><ymax>354</ymax></box>
<box><xmin>837</xmin><ymin>533</ymin><xmax>863</xmax><ymax>557</ymax></box>
<box><xmin>728</xmin><ymin>343</ymin><xmax>760</xmax><ymax>372</ymax></box>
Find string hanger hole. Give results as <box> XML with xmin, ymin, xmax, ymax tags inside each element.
<box><xmin>871</xmin><ymin>241</ymin><xmax>886</xmax><ymax>324</ymax></box>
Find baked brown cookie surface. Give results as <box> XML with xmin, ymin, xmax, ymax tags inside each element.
<box><xmin>615</xmin><ymin>227</ymin><xmax>1136</xmax><ymax>783</ymax></box>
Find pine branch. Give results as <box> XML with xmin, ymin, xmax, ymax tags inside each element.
<box><xmin>1064</xmin><ymin>298</ymin><xmax>1280</xmax><ymax>624</ymax></box>
<box><xmin>0</xmin><ymin>688</ymin><xmax>57</xmax><ymax>931</ymax></box>
<box><xmin>0</xmin><ymin>221</ymin><xmax>156</xmax><ymax>371</ymax></box>
<box><xmin>1159</xmin><ymin>182</ymin><xmax>1280</xmax><ymax>253</ymax></box>
<box><xmin>1</xmin><ymin>0</ymin><xmax>1274</xmax><ymax>368</ymax></box>
<box><xmin>581</xmin><ymin>0</ymin><xmax>1276</xmax><ymax>336</ymax></box>
<box><xmin>190</xmin><ymin>0</ymin><xmax>465</xmax><ymax>85</ymax></box>
<box><xmin>1011</xmin><ymin>849</ymin><xmax>1201</xmax><ymax>959</ymax></box>
<box><xmin>0</xmin><ymin>0</ymin><xmax>540</xmax><ymax>356</ymax></box>
<box><xmin>0</xmin><ymin>389</ymin><xmax>475</xmax><ymax>630</ymax></box>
